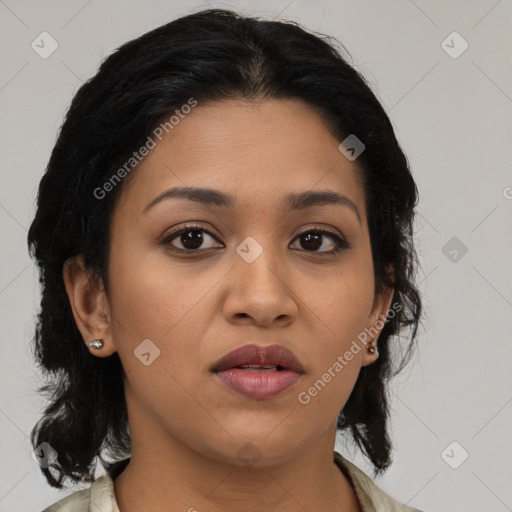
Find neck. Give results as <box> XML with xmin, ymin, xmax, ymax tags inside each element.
<box><xmin>113</xmin><ymin>386</ymin><xmax>361</xmax><ymax>512</ymax></box>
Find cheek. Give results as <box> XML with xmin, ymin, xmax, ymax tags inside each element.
<box><xmin>294</xmin><ymin>257</ymin><xmax>373</xmax><ymax>408</ymax></box>
<box><xmin>107</xmin><ymin>255</ymin><xmax>216</xmax><ymax>445</ymax></box>
<box><xmin>107</xmin><ymin>242</ymin><xmax>222</xmax><ymax>340</ymax></box>
<box><xmin>306</xmin><ymin>256</ymin><xmax>374</xmax><ymax>350</ymax></box>
<box><xmin>106</xmin><ymin>245</ymin><xmax>229</xmax><ymax>394</ymax></box>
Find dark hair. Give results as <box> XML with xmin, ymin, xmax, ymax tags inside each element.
<box><xmin>27</xmin><ymin>8</ymin><xmax>423</xmax><ymax>489</ymax></box>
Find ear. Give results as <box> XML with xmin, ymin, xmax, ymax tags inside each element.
<box><xmin>62</xmin><ymin>254</ymin><xmax>116</xmax><ymax>357</ymax></box>
<box><xmin>361</xmin><ymin>269</ymin><xmax>395</xmax><ymax>367</ymax></box>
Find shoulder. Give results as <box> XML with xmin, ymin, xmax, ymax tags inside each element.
<box><xmin>334</xmin><ymin>451</ymin><xmax>425</xmax><ymax>512</ymax></box>
<box><xmin>40</xmin><ymin>488</ymin><xmax>90</xmax><ymax>512</ymax></box>
<box><xmin>40</xmin><ymin>474</ymin><xmax>119</xmax><ymax>512</ymax></box>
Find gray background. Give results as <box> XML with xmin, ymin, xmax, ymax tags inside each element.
<box><xmin>1</xmin><ymin>0</ymin><xmax>511</xmax><ymax>511</ymax></box>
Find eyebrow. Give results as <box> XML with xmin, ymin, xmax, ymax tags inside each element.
<box><xmin>142</xmin><ymin>186</ymin><xmax>361</xmax><ymax>224</ymax></box>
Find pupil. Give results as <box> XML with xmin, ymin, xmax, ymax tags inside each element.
<box><xmin>302</xmin><ymin>232</ymin><xmax>321</xmax><ymax>250</ymax></box>
<box><xmin>182</xmin><ymin>230</ymin><xmax>203</xmax><ymax>249</ymax></box>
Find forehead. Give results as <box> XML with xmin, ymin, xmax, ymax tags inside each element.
<box><xmin>116</xmin><ymin>98</ymin><xmax>366</xmax><ymax>220</ymax></box>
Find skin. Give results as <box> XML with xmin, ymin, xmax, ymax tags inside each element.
<box><xmin>63</xmin><ymin>98</ymin><xmax>394</xmax><ymax>512</ymax></box>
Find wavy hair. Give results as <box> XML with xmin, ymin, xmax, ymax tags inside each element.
<box><xmin>27</xmin><ymin>8</ymin><xmax>423</xmax><ymax>489</ymax></box>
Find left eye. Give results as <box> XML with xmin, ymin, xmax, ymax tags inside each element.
<box><xmin>290</xmin><ymin>228</ymin><xmax>350</xmax><ymax>255</ymax></box>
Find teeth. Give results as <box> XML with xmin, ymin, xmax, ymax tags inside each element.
<box><xmin>237</xmin><ymin>364</ymin><xmax>282</xmax><ymax>371</ymax></box>
<box><xmin>239</xmin><ymin>364</ymin><xmax>276</xmax><ymax>369</ymax></box>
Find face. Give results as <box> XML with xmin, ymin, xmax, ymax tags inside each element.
<box><xmin>67</xmin><ymin>98</ymin><xmax>393</xmax><ymax>467</ymax></box>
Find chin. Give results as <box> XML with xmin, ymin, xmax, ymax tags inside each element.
<box><xmin>197</xmin><ymin>432</ymin><xmax>303</xmax><ymax>469</ymax></box>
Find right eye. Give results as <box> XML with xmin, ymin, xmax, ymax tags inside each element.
<box><xmin>160</xmin><ymin>224</ymin><xmax>224</xmax><ymax>252</ymax></box>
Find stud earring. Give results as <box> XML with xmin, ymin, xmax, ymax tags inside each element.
<box><xmin>367</xmin><ymin>335</ymin><xmax>378</xmax><ymax>354</ymax></box>
<box><xmin>89</xmin><ymin>339</ymin><xmax>104</xmax><ymax>350</ymax></box>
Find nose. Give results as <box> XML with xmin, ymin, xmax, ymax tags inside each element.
<box><xmin>223</xmin><ymin>247</ymin><xmax>298</xmax><ymax>328</ymax></box>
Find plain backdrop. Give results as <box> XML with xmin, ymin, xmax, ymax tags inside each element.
<box><xmin>1</xmin><ymin>1</ymin><xmax>511</xmax><ymax>511</ymax></box>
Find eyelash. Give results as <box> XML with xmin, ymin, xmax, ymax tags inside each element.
<box><xmin>160</xmin><ymin>223</ymin><xmax>352</xmax><ymax>257</ymax></box>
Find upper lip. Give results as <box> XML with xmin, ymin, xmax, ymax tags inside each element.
<box><xmin>211</xmin><ymin>344</ymin><xmax>305</xmax><ymax>374</ymax></box>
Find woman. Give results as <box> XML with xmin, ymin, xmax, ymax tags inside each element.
<box><xmin>28</xmin><ymin>8</ymin><xmax>424</xmax><ymax>512</ymax></box>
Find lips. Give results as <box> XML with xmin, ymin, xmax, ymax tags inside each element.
<box><xmin>210</xmin><ymin>344</ymin><xmax>305</xmax><ymax>374</ymax></box>
<box><xmin>211</xmin><ymin>344</ymin><xmax>305</xmax><ymax>400</ymax></box>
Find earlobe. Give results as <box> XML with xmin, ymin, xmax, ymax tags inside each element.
<box><xmin>361</xmin><ymin>283</ymin><xmax>395</xmax><ymax>367</ymax></box>
<box><xmin>62</xmin><ymin>255</ymin><xmax>116</xmax><ymax>357</ymax></box>
<box><xmin>361</xmin><ymin>334</ymin><xmax>379</xmax><ymax>367</ymax></box>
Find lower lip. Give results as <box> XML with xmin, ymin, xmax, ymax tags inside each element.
<box><xmin>214</xmin><ymin>368</ymin><xmax>302</xmax><ymax>400</ymax></box>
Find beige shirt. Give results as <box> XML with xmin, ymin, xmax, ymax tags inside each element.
<box><xmin>41</xmin><ymin>452</ymin><xmax>424</xmax><ymax>512</ymax></box>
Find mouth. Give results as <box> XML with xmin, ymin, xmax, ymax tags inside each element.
<box><xmin>210</xmin><ymin>343</ymin><xmax>305</xmax><ymax>374</ymax></box>
<box><xmin>232</xmin><ymin>364</ymin><xmax>287</xmax><ymax>371</ymax></box>
<box><xmin>211</xmin><ymin>344</ymin><xmax>305</xmax><ymax>400</ymax></box>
